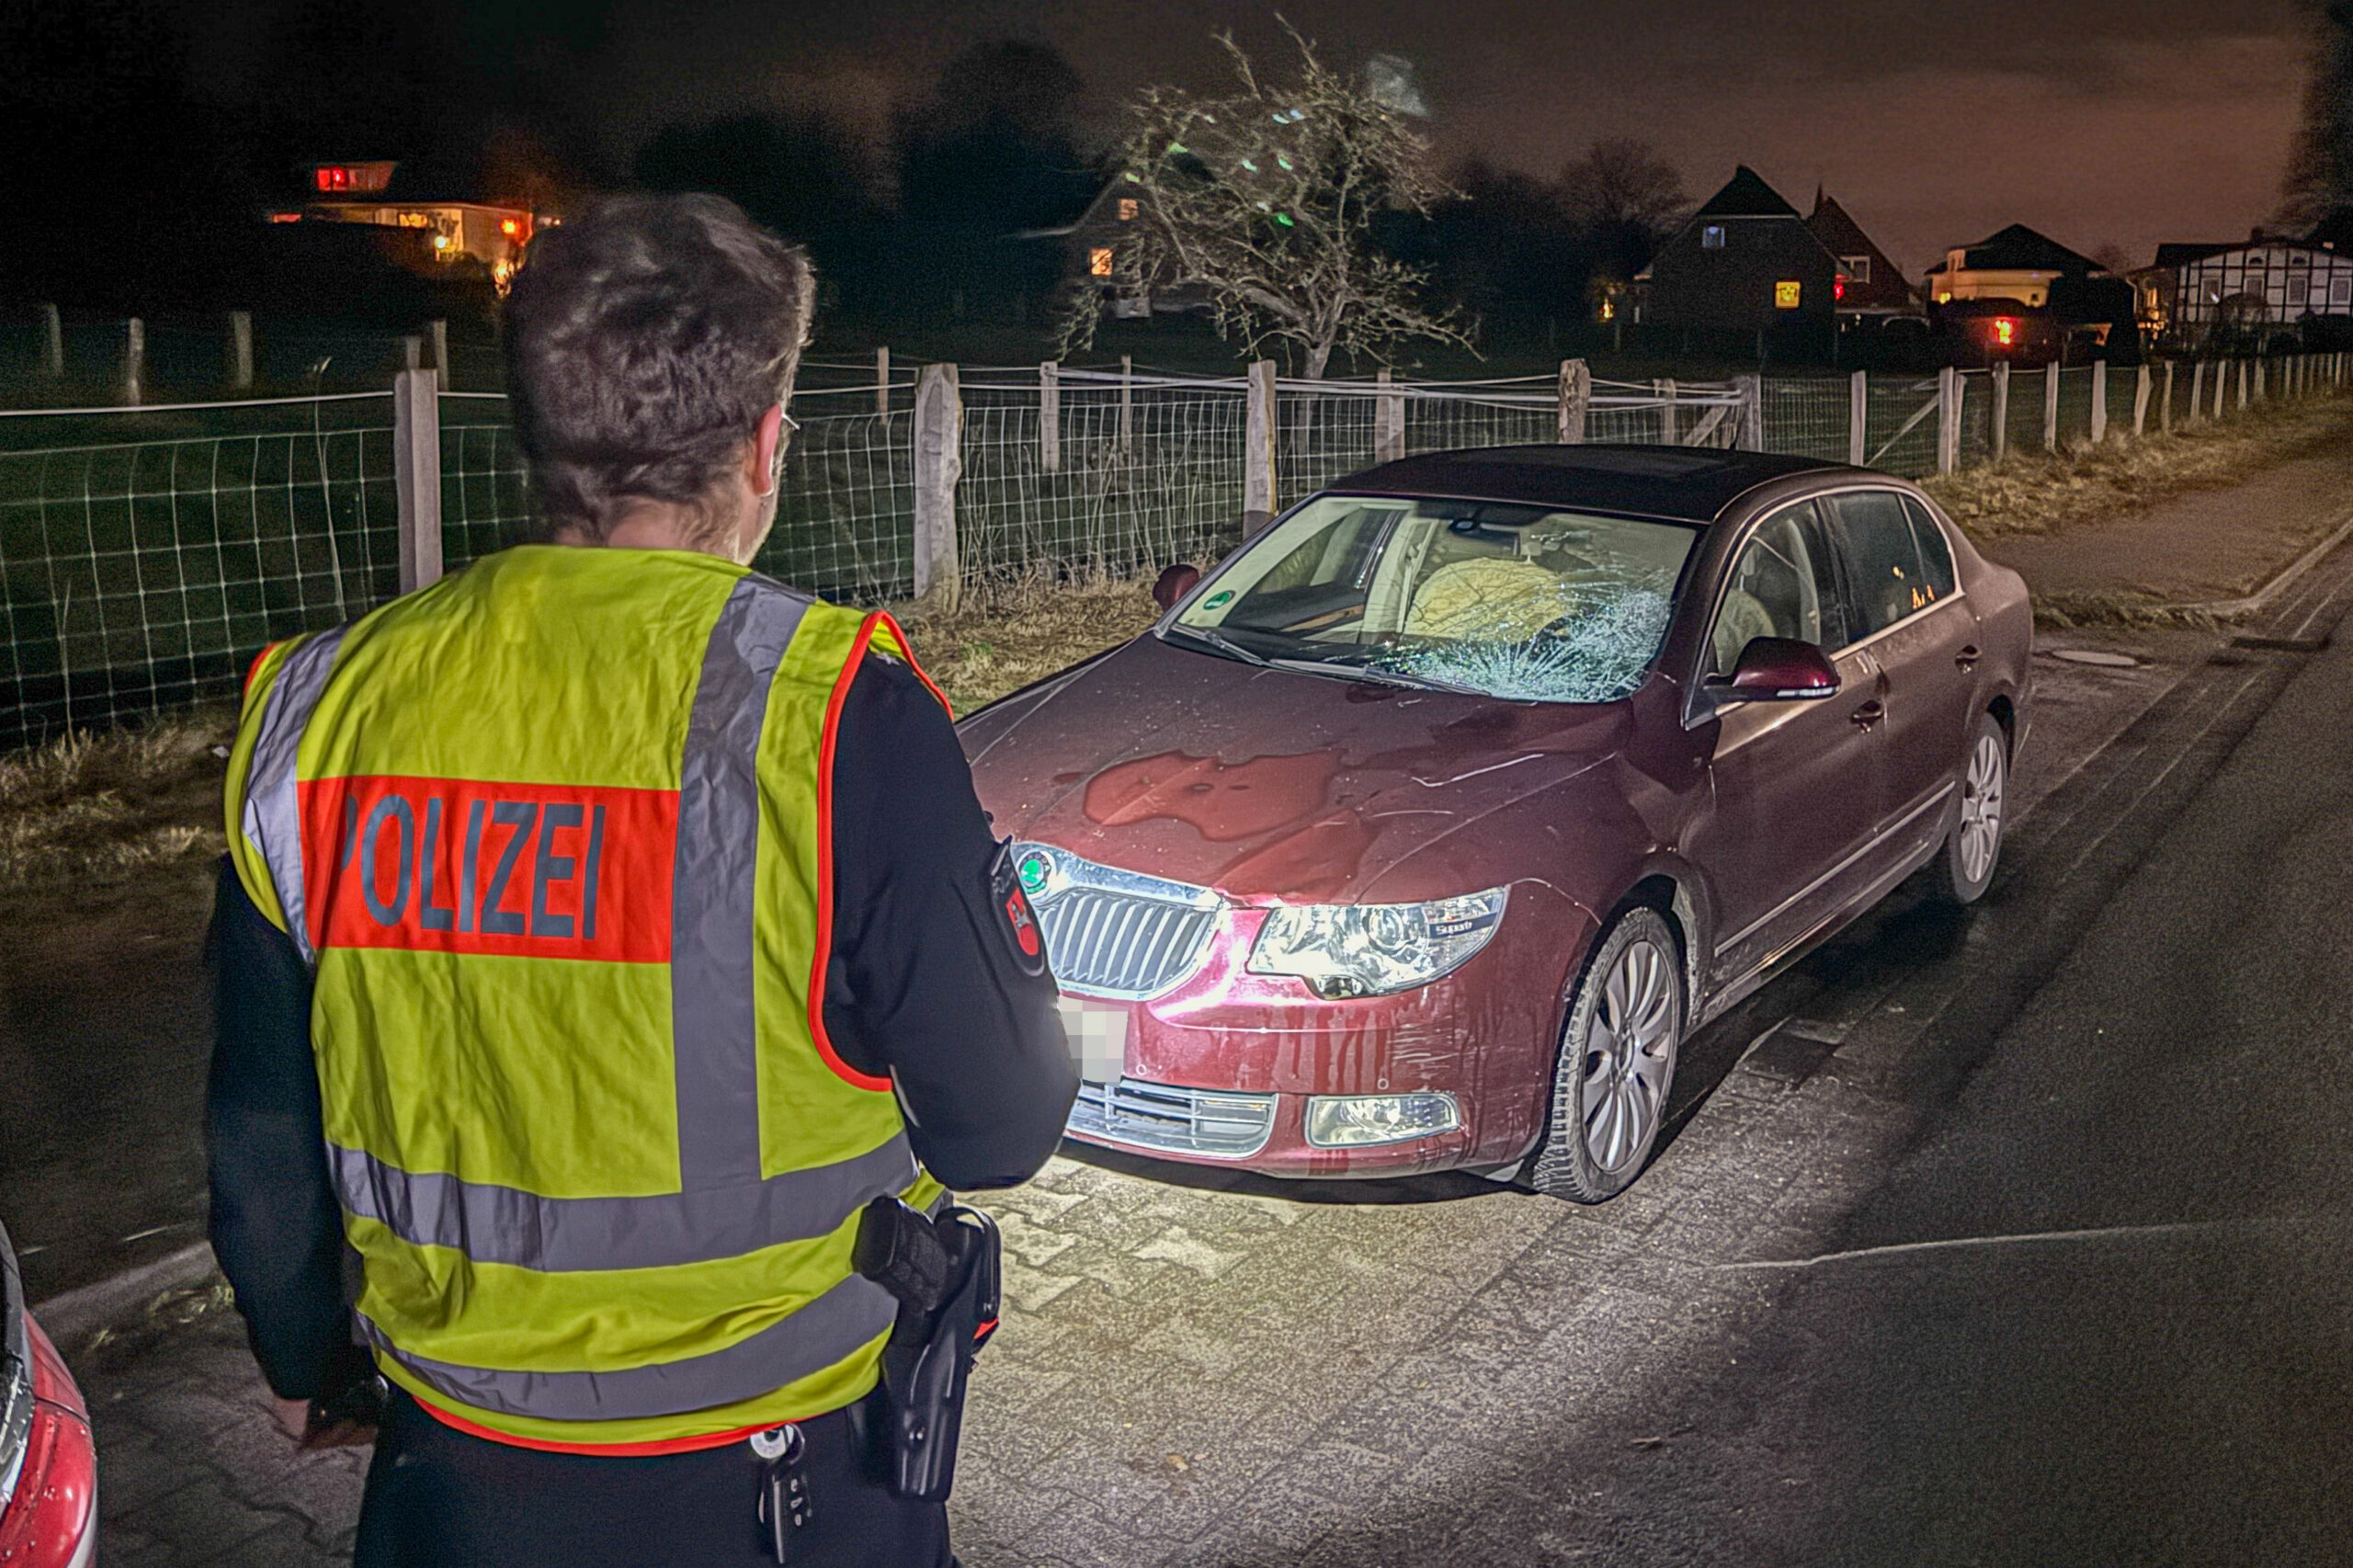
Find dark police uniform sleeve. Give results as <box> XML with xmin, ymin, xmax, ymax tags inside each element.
<box><xmin>208</xmin><ymin>653</ymin><xmax>1074</xmax><ymax>1397</ymax></box>
<box><xmin>821</xmin><ymin>655</ymin><xmax>1076</xmax><ymax>1190</ymax></box>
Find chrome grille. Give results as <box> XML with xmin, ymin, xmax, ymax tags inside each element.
<box><xmin>1017</xmin><ymin>845</ymin><xmax>1222</xmax><ymax>1001</ymax></box>
<box><xmin>1067</xmin><ymin>1078</ymin><xmax>1278</xmax><ymax>1159</ymax></box>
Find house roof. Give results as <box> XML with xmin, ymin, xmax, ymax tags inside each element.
<box><xmin>2309</xmin><ymin>208</ymin><xmax>2353</xmax><ymax>250</ymax></box>
<box><xmin>1691</xmin><ymin>165</ymin><xmax>1802</xmax><ymax>222</ymax></box>
<box><xmin>1926</xmin><ymin>223</ymin><xmax>2103</xmax><ymax>277</ymax></box>
<box><xmin>2154</xmin><ymin>242</ymin><xmax>2238</xmax><ymax>269</ymax></box>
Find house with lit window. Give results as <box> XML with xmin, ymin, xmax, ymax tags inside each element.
<box><xmin>267</xmin><ymin>162</ymin><xmax>548</xmax><ymax>290</ymax></box>
<box><xmin>2144</xmin><ymin>231</ymin><xmax>2353</xmax><ymax>349</ymax></box>
<box><xmin>1632</xmin><ymin>166</ymin><xmax>1837</xmax><ymax>359</ymax></box>
<box><xmin>1024</xmin><ymin>181</ymin><xmax>1208</xmax><ymax>318</ymax></box>
<box><xmin>1922</xmin><ymin>223</ymin><xmax>2135</xmax><ymax>352</ymax></box>
<box><xmin>1805</xmin><ymin>190</ymin><xmax>1919</xmax><ymax>321</ymax></box>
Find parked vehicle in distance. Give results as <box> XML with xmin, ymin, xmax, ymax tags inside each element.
<box><xmin>959</xmin><ymin>445</ymin><xmax>2031</xmax><ymax>1199</ymax></box>
<box><xmin>0</xmin><ymin>1220</ymin><xmax>97</xmax><ymax>1567</ymax></box>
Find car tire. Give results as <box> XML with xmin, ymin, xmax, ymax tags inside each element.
<box><xmin>1529</xmin><ymin>906</ymin><xmax>1685</xmax><ymax>1204</ymax></box>
<box><xmin>1938</xmin><ymin>711</ymin><xmax>2009</xmax><ymax>905</ymax></box>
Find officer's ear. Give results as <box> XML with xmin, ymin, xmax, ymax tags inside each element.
<box><xmin>745</xmin><ymin>403</ymin><xmax>787</xmax><ymax>499</ymax></box>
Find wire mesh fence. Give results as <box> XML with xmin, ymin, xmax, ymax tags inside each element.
<box><xmin>0</xmin><ymin>406</ymin><xmax>400</xmax><ymax>747</ymax></box>
<box><xmin>3</xmin><ymin>353</ymin><xmax>2343</xmax><ymax>747</ymax></box>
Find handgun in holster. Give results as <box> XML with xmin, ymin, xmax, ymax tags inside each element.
<box><xmin>851</xmin><ymin>1195</ymin><xmax>1002</xmax><ymax>1503</ymax></box>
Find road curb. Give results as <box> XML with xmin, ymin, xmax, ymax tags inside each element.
<box><xmin>2181</xmin><ymin>505</ymin><xmax>2353</xmax><ymax>620</ymax></box>
<box><xmin>29</xmin><ymin>1241</ymin><xmax>219</xmax><ymax>1342</ymax></box>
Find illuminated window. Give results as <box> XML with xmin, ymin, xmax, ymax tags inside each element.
<box><xmin>1117</xmin><ymin>198</ymin><xmax>1139</xmax><ymax>222</ymax></box>
<box><xmin>1775</xmin><ymin>279</ymin><xmax>1802</xmax><ymax>309</ymax></box>
<box><xmin>1088</xmin><ymin>246</ymin><xmax>1115</xmax><ymax>278</ymax></box>
<box><xmin>1842</xmin><ymin>255</ymin><xmax>1870</xmax><ymax>282</ymax></box>
<box><xmin>396</xmin><ymin>211</ymin><xmax>429</xmax><ymax>228</ymax></box>
<box><xmin>1701</xmin><ymin>224</ymin><xmax>1725</xmax><ymax>249</ymax></box>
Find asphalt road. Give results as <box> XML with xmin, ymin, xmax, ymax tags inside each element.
<box><xmin>1566</xmin><ymin>597</ymin><xmax>2353</xmax><ymax>1562</ymax></box>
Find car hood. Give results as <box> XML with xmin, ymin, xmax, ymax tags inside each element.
<box><xmin>957</xmin><ymin>633</ymin><xmax>1639</xmax><ymax>903</ymax></box>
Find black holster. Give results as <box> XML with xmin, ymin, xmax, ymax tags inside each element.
<box><xmin>852</xmin><ymin>1196</ymin><xmax>1001</xmax><ymax>1503</ymax></box>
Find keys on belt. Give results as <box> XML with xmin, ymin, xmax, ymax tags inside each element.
<box><xmin>752</xmin><ymin>1424</ymin><xmax>811</xmax><ymax>1563</ymax></box>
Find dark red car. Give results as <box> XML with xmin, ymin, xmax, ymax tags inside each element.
<box><xmin>961</xmin><ymin>446</ymin><xmax>2030</xmax><ymax>1200</ymax></box>
<box><xmin>0</xmin><ymin>1221</ymin><xmax>97</xmax><ymax>1567</ymax></box>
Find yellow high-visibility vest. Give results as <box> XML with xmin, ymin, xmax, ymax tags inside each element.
<box><xmin>223</xmin><ymin>545</ymin><xmax>943</xmax><ymax>1451</ymax></box>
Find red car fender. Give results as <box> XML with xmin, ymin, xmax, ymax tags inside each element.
<box><xmin>0</xmin><ymin>1313</ymin><xmax>97</xmax><ymax>1568</ymax></box>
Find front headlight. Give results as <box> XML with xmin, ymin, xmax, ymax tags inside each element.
<box><xmin>1246</xmin><ymin>887</ymin><xmax>1509</xmax><ymax>998</ymax></box>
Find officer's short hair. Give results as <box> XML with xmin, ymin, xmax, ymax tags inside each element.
<box><xmin>504</xmin><ymin>192</ymin><xmax>813</xmax><ymax>545</ymax></box>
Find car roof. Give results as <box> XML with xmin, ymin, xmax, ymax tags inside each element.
<box><xmin>1330</xmin><ymin>443</ymin><xmax>1855</xmax><ymax>524</ymax></box>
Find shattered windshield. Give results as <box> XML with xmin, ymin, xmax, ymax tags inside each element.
<box><xmin>1168</xmin><ymin>494</ymin><xmax>1696</xmax><ymax>703</ymax></box>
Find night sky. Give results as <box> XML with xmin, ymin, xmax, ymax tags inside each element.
<box><xmin>590</xmin><ymin>0</ymin><xmax>2313</xmax><ymax>274</ymax></box>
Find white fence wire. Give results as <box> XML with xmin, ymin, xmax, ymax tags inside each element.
<box><xmin>2</xmin><ymin>354</ymin><xmax>2344</xmax><ymax>746</ymax></box>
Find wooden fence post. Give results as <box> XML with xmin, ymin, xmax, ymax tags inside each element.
<box><xmin>392</xmin><ymin>368</ymin><xmax>444</xmax><ymax>594</ymax></box>
<box><xmin>38</xmin><ymin>302</ymin><xmax>63</xmax><ymax>379</ymax></box>
<box><xmin>1374</xmin><ymin>368</ymin><xmax>1406</xmax><ymax>464</ymax></box>
<box><xmin>2132</xmin><ymin>363</ymin><xmax>2151</xmax><ymax>437</ymax></box>
<box><xmin>228</xmin><ymin>311</ymin><xmax>254</xmax><ymax>391</ymax></box>
<box><xmin>2042</xmin><ymin>361</ymin><xmax>2060</xmax><ymax>452</ymax></box>
<box><xmin>2216</xmin><ymin>359</ymin><xmax>2229</xmax><ymax>420</ymax></box>
<box><xmin>913</xmin><ymin>363</ymin><xmax>962</xmax><ymax>608</ymax></box>
<box><xmin>1245</xmin><ymin>359</ymin><xmax>1278</xmax><ymax>536</ymax></box>
<box><xmin>1936</xmin><ymin>367</ymin><xmax>1961</xmax><ymax>473</ymax></box>
<box><xmin>404</xmin><ymin>335</ymin><xmax>424</xmax><ymax>372</ymax></box>
<box><xmin>2089</xmin><ymin>360</ymin><xmax>2108</xmax><ymax>445</ymax></box>
<box><xmin>1556</xmin><ymin>358</ymin><xmax>1590</xmax><ymax>443</ymax></box>
<box><xmin>2161</xmin><ymin>361</ymin><xmax>2175</xmax><ymax>436</ymax></box>
<box><xmin>1849</xmin><ymin>369</ymin><xmax>1869</xmax><ymax>466</ymax></box>
<box><xmin>2254</xmin><ymin>358</ymin><xmax>2267</xmax><ymax>403</ymax></box>
<box><xmin>2188</xmin><ymin>361</ymin><xmax>2204</xmax><ymax>424</ymax></box>
<box><xmin>1733</xmin><ymin>373</ymin><xmax>1763</xmax><ymax>450</ymax></box>
<box><xmin>1990</xmin><ymin>362</ymin><xmax>2010</xmax><ymax>463</ymax></box>
<box><xmin>875</xmin><ymin>347</ymin><xmax>891</xmax><ymax>416</ymax></box>
<box><xmin>1120</xmin><ymin>354</ymin><xmax>1134</xmax><ymax>446</ymax></box>
<box><xmin>121</xmin><ymin>318</ymin><xmax>145</xmax><ymax>405</ymax></box>
<box><xmin>1039</xmin><ymin>361</ymin><xmax>1060</xmax><ymax>474</ymax></box>
<box><xmin>1656</xmin><ymin>378</ymin><xmax>1679</xmax><ymax>444</ymax></box>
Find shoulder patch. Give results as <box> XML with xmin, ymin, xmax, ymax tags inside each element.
<box><xmin>988</xmin><ymin>839</ymin><xmax>1050</xmax><ymax>979</ymax></box>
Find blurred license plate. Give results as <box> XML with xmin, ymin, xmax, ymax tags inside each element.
<box><xmin>1057</xmin><ymin>995</ymin><xmax>1131</xmax><ymax>1085</ymax></box>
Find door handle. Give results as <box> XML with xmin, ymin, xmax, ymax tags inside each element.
<box><xmin>1955</xmin><ymin>644</ymin><xmax>1981</xmax><ymax>670</ymax></box>
<box><xmin>1849</xmin><ymin>699</ymin><xmax>1885</xmax><ymax>731</ymax></box>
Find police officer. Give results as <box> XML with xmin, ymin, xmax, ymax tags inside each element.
<box><xmin>206</xmin><ymin>192</ymin><xmax>1076</xmax><ymax>1566</ymax></box>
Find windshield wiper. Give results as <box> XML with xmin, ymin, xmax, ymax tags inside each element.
<box><xmin>1267</xmin><ymin>657</ymin><xmax>1485</xmax><ymax>696</ymax></box>
<box><xmin>1160</xmin><ymin>622</ymin><xmax>1271</xmax><ymax>667</ymax></box>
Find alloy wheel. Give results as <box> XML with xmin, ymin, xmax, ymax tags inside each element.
<box><xmin>1957</xmin><ymin>730</ymin><xmax>2006</xmax><ymax>887</ymax></box>
<box><xmin>1579</xmin><ymin>936</ymin><xmax>1678</xmax><ymax>1175</ymax></box>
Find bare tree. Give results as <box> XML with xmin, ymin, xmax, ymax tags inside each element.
<box><xmin>1557</xmin><ymin>137</ymin><xmax>1688</xmax><ymax>284</ymax></box>
<box><xmin>2279</xmin><ymin>0</ymin><xmax>2353</xmax><ymax>232</ymax></box>
<box><xmin>1060</xmin><ymin>23</ymin><xmax>1468</xmax><ymax>378</ymax></box>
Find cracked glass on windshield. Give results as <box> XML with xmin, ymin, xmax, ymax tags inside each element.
<box><xmin>1168</xmin><ymin>495</ymin><xmax>1698</xmax><ymax>702</ymax></box>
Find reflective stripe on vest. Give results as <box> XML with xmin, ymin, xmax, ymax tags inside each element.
<box><xmin>225</xmin><ymin>550</ymin><xmax>936</xmax><ymax>1447</ymax></box>
<box><xmin>242</xmin><ymin>624</ymin><xmax>350</xmax><ymax>966</ymax></box>
<box><xmin>354</xmin><ymin>1275</ymin><xmax>896</xmax><ymax>1423</ymax></box>
<box><xmin>324</xmin><ymin>1133</ymin><xmax>915</xmax><ymax>1271</ymax></box>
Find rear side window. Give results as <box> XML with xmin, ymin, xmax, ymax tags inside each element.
<box><xmin>1823</xmin><ymin>490</ymin><xmax>1935</xmax><ymax>637</ymax></box>
<box><xmin>1902</xmin><ymin>496</ymin><xmax>1959</xmax><ymax>602</ymax></box>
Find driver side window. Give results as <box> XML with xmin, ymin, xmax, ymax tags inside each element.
<box><xmin>1708</xmin><ymin>501</ymin><xmax>1847</xmax><ymax>676</ymax></box>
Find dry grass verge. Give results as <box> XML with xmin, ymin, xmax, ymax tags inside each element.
<box><xmin>1921</xmin><ymin>393</ymin><xmax>2353</xmax><ymax>543</ymax></box>
<box><xmin>0</xmin><ymin>709</ymin><xmax>233</xmax><ymax>897</ymax></box>
<box><xmin>896</xmin><ymin>572</ymin><xmax>1162</xmax><ymax>714</ymax></box>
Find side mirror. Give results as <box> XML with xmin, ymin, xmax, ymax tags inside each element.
<box><xmin>1708</xmin><ymin>637</ymin><xmax>1840</xmax><ymax>704</ymax></box>
<box><xmin>1152</xmin><ymin>563</ymin><xmax>1201</xmax><ymax>611</ymax></box>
